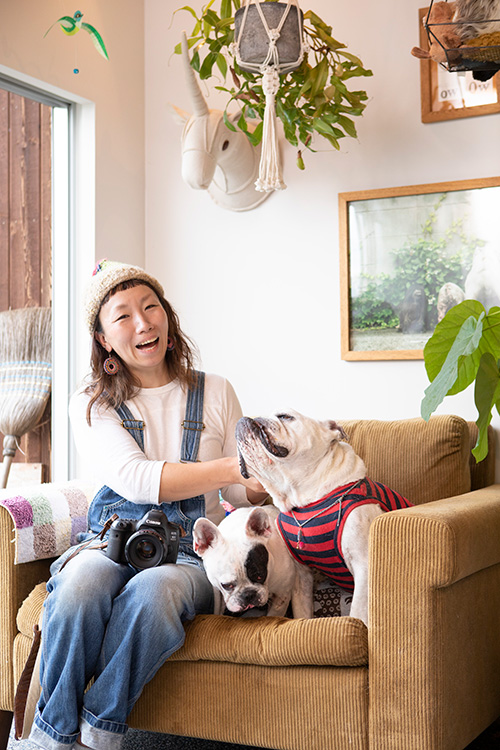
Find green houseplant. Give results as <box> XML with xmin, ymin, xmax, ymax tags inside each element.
<box><xmin>421</xmin><ymin>299</ymin><xmax>500</xmax><ymax>461</ymax></box>
<box><xmin>174</xmin><ymin>0</ymin><xmax>372</xmax><ymax>168</ymax></box>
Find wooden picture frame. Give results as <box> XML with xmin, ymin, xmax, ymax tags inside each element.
<box><xmin>417</xmin><ymin>7</ymin><xmax>500</xmax><ymax>123</ymax></box>
<box><xmin>339</xmin><ymin>176</ymin><xmax>500</xmax><ymax>361</ymax></box>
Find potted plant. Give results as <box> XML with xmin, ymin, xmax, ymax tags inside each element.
<box><xmin>174</xmin><ymin>0</ymin><xmax>372</xmax><ymax>170</ymax></box>
<box><xmin>421</xmin><ymin>299</ymin><xmax>500</xmax><ymax>461</ymax></box>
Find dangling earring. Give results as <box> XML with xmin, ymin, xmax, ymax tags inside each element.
<box><xmin>167</xmin><ymin>336</ymin><xmax>175</xmax><ymax>351</ymax></box>
<box><xmin>103</xmin><ymin>355</ymin><xmax>120</xmax><ymax>375</ymax></box>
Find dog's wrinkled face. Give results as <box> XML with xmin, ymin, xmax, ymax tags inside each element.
<box><xmin>193</xmin><ymin>508</ymin><xmax>274</xmax><ymax>613</ymax></box>
<box><xmin>235</xmin><ymin>409</ymin><xmax>347</xmax><ymax>481</ymax></box>
<box><xmin>235</xmin><ymin>410</ymin><xmax>350</xmax><ymax>510</ymax></box>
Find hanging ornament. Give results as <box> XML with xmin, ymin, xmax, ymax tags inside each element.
<box><xmin>232</xmin><ymin>0</ymin><xmax>306</xmax><ymax>192</ymax></box>
<box><xmin>44</xmin><ymin>10</ymin><xmax>109</xmax><ymax>72</ymax></box>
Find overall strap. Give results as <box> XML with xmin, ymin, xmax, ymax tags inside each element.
<box><xmin>180</xmin><ymin>370</ymin><xmax>205</xmax><ymax>463</ymax></box>
<box><xmin>115</xmin><ymin>402</ymin><xmax>145</xmax><ymax>451</ymax></box>
<box><xmin>114</xmin><ymin>371</ymin><xmax>206</xmax><ymax>460</ymax></box>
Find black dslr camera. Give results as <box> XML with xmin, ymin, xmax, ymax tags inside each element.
<box><xmin>105</xmin><ymin>509</ymin><xmax>180</xmax><ymax>570</ymax></box>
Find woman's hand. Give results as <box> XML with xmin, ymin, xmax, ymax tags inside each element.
<box><xmin>159</xmin><ymin>456</ymin><xmax>267</xmax><ymax>503</ymax></box>
<box><xmin>227</xmin><ymin>457</ymin><xmax>268</xmax><ymax>504</ymax></box>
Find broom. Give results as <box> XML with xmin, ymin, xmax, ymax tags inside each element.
<box><xmin>0</xmin><ymin>307</ymin><xmax>52</xmax><ymax>488</ymax></box>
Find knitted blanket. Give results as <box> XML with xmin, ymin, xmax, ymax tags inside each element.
<box><xmin>0</xmin><ymin>483</ymin><xmax>91</xmax><ymax>564</ymax></box>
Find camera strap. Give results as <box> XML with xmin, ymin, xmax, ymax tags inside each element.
<box><xmin>57</xmin><ymin>514</ymin><xmax>119</xmax><ymax>574</ymax></box>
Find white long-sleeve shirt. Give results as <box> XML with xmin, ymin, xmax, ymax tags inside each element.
<box><xmin>69</xmin><ymin>372</ymin><xmax>250</xmax><ymax>524</ymax></box>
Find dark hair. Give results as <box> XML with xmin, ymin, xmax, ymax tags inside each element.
<box><xmin>85</xmin><ymin>279</ymin><xmax>198</xmax><ymax>424</ymax></box>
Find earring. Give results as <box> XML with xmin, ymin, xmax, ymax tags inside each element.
<box><xmin>103</xmin><ymin>355</ymin><xmax>120</xmax><ymax>375</ymax></box>
<box><xmin>167</xmin><ymin>337</ymin><xmax>175</xmax><ymax>351</ymax></box>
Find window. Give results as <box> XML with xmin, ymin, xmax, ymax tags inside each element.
<box><xmin>0</xmin><ymin>75</ymin><xmax>71</xmax><ymax>483</ymax></box>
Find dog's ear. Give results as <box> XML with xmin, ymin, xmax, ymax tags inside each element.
<box><xmin>246</xmin><ymin>507</ymin><xmax>273</xmax><ymax>538</ymax></box>
<box><xmin>326</xmin><ymin>420</ymin><xmax>349</xmax><ymax>442</ymax></box>
<box><xmin>193</xmin><ymin>518</ymin><xmax>221</xmax><ymax>555</ymax></box>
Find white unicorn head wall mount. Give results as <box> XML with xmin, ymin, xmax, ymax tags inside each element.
<box><xmin>170</xmin><ymin>34</ymin><xmax>271</xmax><ymax>212</ymax></box>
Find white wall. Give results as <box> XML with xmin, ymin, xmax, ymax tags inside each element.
<box><xmin>0</xmin><ymin>0</ymin><xmax>145</xmax><ymax>272</ymax></box>
<box><xmin>145</xmin><ymin>0</ymin><xmax>500</xmax><ymax>477</ymax></box>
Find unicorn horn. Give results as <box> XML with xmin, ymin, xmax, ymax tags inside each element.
<box><xmin>181</xmin><ymin>32</ymin><xmax>209</xmax><ymax>118</ymax></box>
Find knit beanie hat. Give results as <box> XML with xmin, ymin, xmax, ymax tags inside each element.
<box><xmin>84</xmin><ymin>259</ymin><xmax>165</xmax><ymax>334</ymax></box>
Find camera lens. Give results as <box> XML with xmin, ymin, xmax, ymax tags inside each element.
<box><xmin>135</xmin><ymin>539</ymin><xmax>156</xmax><ymax>560</ymax></box>
<box><xmin>125</xmin><ymin>530</ymin><xmax>166</xmax><ymax>570</ymax></box>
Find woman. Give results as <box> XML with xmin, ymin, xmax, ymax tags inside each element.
<box><xmin>30</xmin><ymin>260</ymin><xmax>266</xmax><ymax>750</ymax></box>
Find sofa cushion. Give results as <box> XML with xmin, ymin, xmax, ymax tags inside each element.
<box><xmin>340</xmin><ymin>415</ymin><xmax>471</xmax><ymax>505</ymax></box>
<box><xmin>17</xmin><ymin>582</ymin><xmax>47</xmax><ymax>636</ymax></box>
<box><xmin>169</xmin><ymin>613</ymin><xmax>368</xmax><ymax>667</ymax></box>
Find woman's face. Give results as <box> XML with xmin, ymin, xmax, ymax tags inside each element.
<box><xmin>96</xmin><ymin>284</ymin><xmax>170</xmax><ymax>387</ymax></box>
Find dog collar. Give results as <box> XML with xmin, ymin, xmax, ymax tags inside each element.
<box><xmin>290</xmin><ymin>479</ymin><xmax>362</xmax><ymax>550</ymax></box>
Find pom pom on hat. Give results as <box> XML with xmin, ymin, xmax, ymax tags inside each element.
<box><xmin>84</xmin><ymin>259</ymin><xmax>165</xmax><ymax>334</ymax></box>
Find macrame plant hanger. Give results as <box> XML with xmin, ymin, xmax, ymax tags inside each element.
<box><xmin>232</xmin><ymin>0</ymin><xmax>306</xmax><ymax>192</ymax></box>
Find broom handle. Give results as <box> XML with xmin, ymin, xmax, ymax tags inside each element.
<box><xmin>1</xmin><ymin>435</ymin><xmax>18</xmax><ymax>489</ymax></box>
<box><xmin>0</xmin><ymin>455</ymin><xmax>14</xmax><ymax>489</ymax></box>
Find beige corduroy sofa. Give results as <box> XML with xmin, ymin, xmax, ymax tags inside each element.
<box><xmin>1</xmin><ymin>415</ymin><xmax>500</xmax><ymax>750</ymax></box>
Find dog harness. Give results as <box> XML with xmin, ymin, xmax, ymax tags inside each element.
<box><xmin>276</xmin><ymin>477</ymin><xmax>413</xmax><ymax>591</ymax></box>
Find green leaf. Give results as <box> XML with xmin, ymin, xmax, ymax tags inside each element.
<box><xmin>472</xmin><ymin>353</ymin><xmax>500</xmax><ymax>461</ymax></box>
<box><xmin>421</xmin><ymin>313</ymin><xmax>485</xmax><ymax>421</ymax></box>
<box><xmin>423</xmin><ymin>299</ymin><xmax>486</xmax><ymax>387</ymax></box>
<box><xmin>220</xmin><ymin>0</ymin><xmax>231</xmax><ymax>19</ymax></box>
<box><xmin>204</xmin><ymin>9</ymin><xmax>221</xmax><ymax>26</ymax></box>
<box><xmin>237</xmin><ymin>111</ymin><xmax>248</xmax><ymax>131</ymax></box>
<box><xmin>174</xmin><ymin>35</ymin><xmax>202</xmax><ymax>55</ymax></box>
<box><xmin>311</xmin><ymin>117</ymin><xmax>336</xmax><ymax>136</ymax></box>
<box><xmin>246</xmin><ymin>121</ymin><xmax>263</xmax><ymax>146</ymax></box>
<box><xmin>191</xmin><ymin>49</ymin><xmax>201</xmax><ymax>71</ymax></box>
<box><xmin>336</xmin><ymin>114</ymin><xmax>357</xmax><ymax>138</ymax></box>
<box><xmin>216</xmin><ymin>52</ymin><xmax>228</xmax><ymax>77</ymax></box>
<box><xmin>173</xmin><ymin>6</ymin><xmax>199</xmax><ymax>20</ymax></box>
<box><xmin>310</xmin><ymin>58</ymin><xmax>329</xmax><ymax>99</ymax></box>
<box><xmin>199</xmin><ymin>52</ymin><xmax>218</xmax><ymax>79</ymax></box>
<box><xmin>303</xmin><ymin>10</ymin><xmax>333</xmax><ymax>35</ymax></box>
<box><xmin>223</xmin><ymin>110</ymin><xmax>237</xmax><ymax>131</ymax></box>
<box><xmin>340</xmin><ymin>51</ymin><xmax>364</xmax><ymax>67</ymax></box>
<box><xmin>316</xmin><ymin>27</ymin><xmax>346</xmax><ymax>51</ymax></box>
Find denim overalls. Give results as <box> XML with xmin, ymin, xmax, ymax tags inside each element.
<box><xmin>33</xmin><ymin>372</ymin><xmax>214</xmax><ymax>750</ymax></box>
<box><xmin>86</xmin><ymin>370</ymin><xmax>206</xmax><ymax>559</ymax></box>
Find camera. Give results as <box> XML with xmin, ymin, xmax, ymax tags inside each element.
<box><xmin>105</xmin><ymin>509</ymin><xmax>180</xmax><ymax>570</ymax></box>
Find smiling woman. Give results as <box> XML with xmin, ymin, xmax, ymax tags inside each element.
<box><xmin>96</xmin><ymin>285</ymin><xmax>171</xmax><ymax>388</ymax></box>
<box><xmin>26</xmin><ymin>259</ymin><xmax>268</xmax><ymax>750</ymax></box>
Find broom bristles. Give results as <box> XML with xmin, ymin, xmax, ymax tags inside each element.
<box><xmin>0</xmin><ymin>307</ymin><xmax>52</xmax><ymax>364</ymax></box>
<box><xmin>0</xmin><ymin>307</ymin><xmax>52</xmax><ymax>443</ymax></box>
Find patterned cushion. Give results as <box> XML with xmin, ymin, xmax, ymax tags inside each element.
<box><xmin>0</xmin><ymin>483</ymin><xmax>92</xmax><ymax>564</ymax></box>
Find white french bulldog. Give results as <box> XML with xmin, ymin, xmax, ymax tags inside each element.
<box><xmin>193</xmin><ymin>505</ymin><xmax>314</xmax><ymax>618</ymax></box>
<box><xmin>235</xmin><ymin>410</ymin><xmax>412</xmax><ymax>626</ymax></box>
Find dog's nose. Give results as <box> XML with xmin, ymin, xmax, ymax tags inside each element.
<box><xmin>239</xmin><ymin>588</ymin><xmax>261</xmax><ymax>608</ymax></box>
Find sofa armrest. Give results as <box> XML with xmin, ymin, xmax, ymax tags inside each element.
<box><xmin>0</xmin><ymin>506</ymin><xmax>52</xmax><ymax>711</ymax></box>
<box><xmin>368</xmin><ymin>486</ymin><xmax>500</xmax><ymax>750</ymax></box>
<box><xmin>0</xmin><ymin>482</ymin><xmax>92</xmax><ymax>712</ymax></box>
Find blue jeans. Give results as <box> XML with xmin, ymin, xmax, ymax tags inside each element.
<box><xmin>29</xmin><ymin>548</ymin><xmax>213</xmax><ymax>750</ymax></box>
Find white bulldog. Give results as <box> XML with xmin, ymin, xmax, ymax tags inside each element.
<box><xmin>193</xmin><ymin>505</ymin><xmax>314</xmax><ymax>618</ymax></box>
<box><xmin>235</xmin><ymin>410</ymin><xmax>412</xmax><ymax>626</ymax></box>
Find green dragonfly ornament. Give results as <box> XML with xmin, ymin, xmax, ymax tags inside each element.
<box><xmin>44</xmin><ymin>10</ymin><xmax>109</xmax><ymax>68</ymax></box>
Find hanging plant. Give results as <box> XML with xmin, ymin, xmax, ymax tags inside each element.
<box><xmin>174</xmin><ymin>0</ymin><xmax>372</xmax><ymax>171</ymax></box>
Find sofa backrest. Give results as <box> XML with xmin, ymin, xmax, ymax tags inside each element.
<box><xmin>467</xmin><ymin>422</ymin><xmax>496</xmax><ymax>491</ymax></box>
<box><xmin>339</xmin><ymin>415</ymin><xmax>480</xmax><ymax>505</ymax></box>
